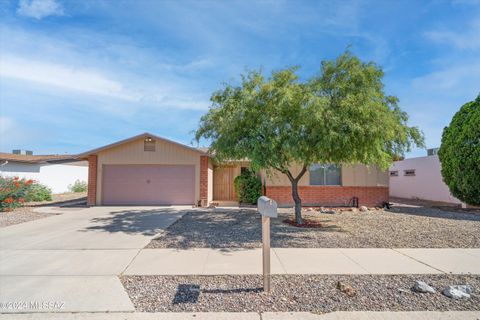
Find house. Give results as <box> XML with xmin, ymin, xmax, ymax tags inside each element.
<box><xmin>0</xmin><ymin>152</ymin><xmax>88</xmax><ymax>193</ymax></box>
<box><xmin>79</xmin><ymin>133</ymin><xmax>389</xmax><ymax>207</ymax></box>
<box><xmin>389</xmin><ymin>149</ymin><xmax>462</xmax><ymax>205</ymax></box>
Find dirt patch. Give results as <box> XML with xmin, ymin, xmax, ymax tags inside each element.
<box><xmin>283</xmin><ymin>218</ymin><xmax>323</xmax><ymax>228</ymax></box>
<box><xmin>25</xmin><ymin>192</ymin><xmax>86</xmax><ymax>207</ymax></box>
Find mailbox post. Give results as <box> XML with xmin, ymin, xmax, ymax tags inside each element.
<box><xmin>257</xmin><ymin>196</ymin><xmax>278</xmax><ymax>293</ymax></box>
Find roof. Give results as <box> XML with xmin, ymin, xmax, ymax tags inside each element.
<box><xmin>0</xmin><ymin>153</ymin><xmax>78</xmax><ymax>164</ymax></box>
<box><xmin>77</xmin><ymin>132</ymin><xmax>207</xmax><ymax>158</ymax></box>
<box><xmin>196</xmin><ymin>147</ymin><xmax>211</xmax><ymax>154</ymax></box>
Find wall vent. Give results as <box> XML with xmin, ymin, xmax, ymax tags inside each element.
<box><xmin>144</xmin><ymin>138</ymin><xmax>156</xmax><ymax>152</ymax></box>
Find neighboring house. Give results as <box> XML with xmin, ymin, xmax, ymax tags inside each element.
<box><xmin>0</xmin><ymin>152</ymin><xmax>88</xmax><ymax>194</ymax></box>
<box><xmin>389</xmin><ymin>149</ymin><xmax>462</xmax><ymax>205</ymax></box>
<box><xmin>79</xmin><ymin>132</ymin><xmax>389</xmax><ymax>207</ymax></box>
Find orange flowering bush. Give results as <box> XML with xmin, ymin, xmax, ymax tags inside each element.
<box><xmin>0</xmin><ymin>176</ymin><xmax>32</xmax><ymax>211</ymax></box>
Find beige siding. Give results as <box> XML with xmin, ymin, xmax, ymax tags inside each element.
<box><xmin>95</xmin><ymin>138</ymin><xmax>201</xmax><ymax>205</ymax></box>
<box><xmin>342</xmin><ymin>164</ymin><xmax>388</xmax><ymax>187</ymax></box>
<box><xmin>262</xmin><ymin>164</ymin><xmax>388</xmax><ymax>187</ymax></box>
<box><xmin>261</xmin><ymin>165</ymin><xmax>309</xmax><ymax>186</ymax></box>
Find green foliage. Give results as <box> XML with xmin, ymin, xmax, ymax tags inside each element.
<box><xmin>438</xmin><ymin>95</ymin><xmax>480</xmax><ymax>206</ymax></box>
<box><xmin>0</xmin><ymin>177</ymin><xmax>53</xmax><ymax>211</ymax></box>
<box><xmin>0</xmin><ymin>176</ymin><xmax>31</xmax><ymax>211</ymax></box>
<box><xmin>25</xmin><ymin>183</ymin><xmax>52</xmax><ymax>202</ymax></box>
<box><xmin>68</xmin><ymin>180</ymin><xmax>88</xmax><ymax>193</ymax></box>
<box><xmin>195</xmin><ymin>51</ymin><xmax>424</xmax><ymax>222</ymax></box>
<box><xmin>234</xmin><ymin>169</ymin><xmax>262</xmax><ymax>204</ymax></box>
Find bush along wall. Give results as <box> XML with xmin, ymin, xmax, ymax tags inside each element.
<box><xmin>68</xmin><ymin>179</ymin><xmax>88</xmax><ymax>193</ymax></box>
<box><xmin>0</xmin><ymin>177</ymin><xmax>32</xmax><ymax>211</ymax></box>
<box><xmin>0</xmin><ymin>176</ymin><xmax>52</xmax><ymax>211</ymax></box>
<box><xmin>234</xmin><ymin>169</ymin><xmax>262</xmax><ymax>204</ymax></box>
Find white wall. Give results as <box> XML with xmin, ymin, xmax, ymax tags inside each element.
<box><xmin>0</xmin><ymin>161</ymin><xmax>88</xmax><ymax>194</ymax></box>
<box><xmin>389</xmin><ymin>155</ymin><xmax>462</xmax><ymax>204</ymax></box>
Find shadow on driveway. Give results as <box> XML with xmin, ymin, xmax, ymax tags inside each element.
<box><xmin>83</xmin><ymin>208</ymin><xmax>196</xmax><ymax>236</ymax></box>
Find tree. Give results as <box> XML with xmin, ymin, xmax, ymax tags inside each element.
<box><xmin>196</xmin><ymin>51</ymin><xmax>424</xmax><ymax>224</ymax></box>
<box><xmin>438</xmin><ymin>95</ymin><xmax>480</xmax><ymax>206</ymax></box>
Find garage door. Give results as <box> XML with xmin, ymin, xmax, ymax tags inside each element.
<box><xmin>102</xmin><ymin>165</ymin><xmax>195</xmax><ymax>205</ymax></box>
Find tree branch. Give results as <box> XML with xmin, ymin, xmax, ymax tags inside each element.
<box><xmin>285</xmin><ymin>170</ymin><xmax>295</xmax><ymax>182</ymax></box>
<box><xmin>294</xmin><ymin>165</ymin><xmax>308</xmax><ymax>182</ymax></box>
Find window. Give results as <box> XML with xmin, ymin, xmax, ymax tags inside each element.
<box><xmin>309</xmin><ymin>164</ymin><xmax>341</xmax><ymax>185</ymax></box>
<box><xmin>404</xmin><ymin>169</ymin><xmax>415</xmax><ymax>176</ymax></box>
<box><xmin>144</xmin><ymin>137</ymin><xmax>155</xmax><ymax>152</ymax></box>
<box><xmin>390</xmin><ymin>171</ymin><xmax>399</xmax><ymax>177</ymax></box>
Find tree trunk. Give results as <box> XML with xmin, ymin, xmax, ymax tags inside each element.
<box><xmin>291</xmin><ymin>180</ymin><xmax>303</xmax><ymax>225</ymax></box>
<box><xmin>274</xmin><ymin>165</ymin><xmax>307</xmax><ymax>226</ymax></box>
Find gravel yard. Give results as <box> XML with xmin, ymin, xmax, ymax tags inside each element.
<box><xmin>146</xmin><ymin>204</ymin><xmax>480</xmax><ymax>248</ymax></box>
<box><xmin>0</xmin><ymin>192</ymin><xmax>86</xmax><ymax>228</ymax></box>
<box><xmin>121</xmin><ymin>274</ymin><xmax>480</xmax><ymax>313</ymax></box>
<box><xmin>0</xmin><ymin>207</ymin><xmax>59</xmax><ymax>228</ymax></box>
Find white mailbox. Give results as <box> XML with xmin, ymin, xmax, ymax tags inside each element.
<box><xmin>257</xmin><ymin>196</ymin><xmax>278</xmax><ymax>218</ymax></box>
<box><xmin>257</xmin><ymin>196</ymin><xmax>277</xmax><ymax>293</ymax></box>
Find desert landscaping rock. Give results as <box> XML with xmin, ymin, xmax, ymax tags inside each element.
<box><xmin>442</xmin><ymin>285</ymin><xmax>473</xmax><ymax>299</ymax></box>
<box><xmin>0</xmin><ymin>207</ymin><xmax>59</xmax><ymax>228</ymax></box>
<box><xmin>359</xmin><ymin>206</ymin><xmax>368</xmax><ymax>212</ymax></box>
<box><xmin>121</xmin><ymin>274</ymin><xmax>480</xmax><ymax>313</ymax></box>
<box><xmin>336</xmin><ymin>281</ymin><xmax>357</xmax><ymax>297</ymax></box>
<box><xmin>147</xmin><ymin>204</ymin><xmax>480</xmax><ymax>249</ymax></box>
<box><xmin>413</xmin><ymin>281</ymin><xmax>436</xmax><ymax>293</ymax></box>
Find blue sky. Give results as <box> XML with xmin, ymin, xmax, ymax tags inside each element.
<box><xmin>0</xmin><ymin>0</ymin><xmax>479</xmax><ymax>157</ymax></box>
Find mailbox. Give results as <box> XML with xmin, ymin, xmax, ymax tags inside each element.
<box><xmin>257</xmin><ymin>196</ymin><xmax>277</xmax><ymax>293</ymax></box>
<box><xmin>257</xmin><ymin>196</ymin><xmax>278</xmax><ymax>218</ymax></box>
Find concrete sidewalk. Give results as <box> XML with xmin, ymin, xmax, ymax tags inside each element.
<box><xmin>1</xmin><ymin>311</ymin><xmax>479</xmax><ymax>319</ymax></box>
<box><xmin>124</xmin><ymin>248</ymin><xmax>480</xmax><ymax>275</ymax></box>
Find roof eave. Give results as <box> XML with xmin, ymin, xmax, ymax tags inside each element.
<box><xmin>77</xmin><ymin>132</ymin><xmax>208</xmax><ymax>158</ymax></box>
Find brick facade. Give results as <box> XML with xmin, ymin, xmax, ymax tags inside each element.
<box><xmin>199</xmin><ymin>155</ymin><xmax>209</xmax><ymax>206</ymax></box>
<box><xmin>87</xmin><ymin>155</ymin><xmax>97</xmax><ymax>206</ymax></box>
<box><xmin>265</xmin><ymin>186</ymin><xmax>389</xmax><ymax>207</ymax></box>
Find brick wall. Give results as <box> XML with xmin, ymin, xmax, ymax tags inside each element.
<box><xmin>199</xmin><ymin>155</ymin><xmax>209</xmax><ymax>206</ymax></box>
<box><xmin>265</xmin><ymin>186</ymin><xmax>389</xmax><ymax>207</ymax></box>
<box><xmin>87</xmin><ymin>155</ymin><xmax>97</xmax><ymax>206</ymax></box>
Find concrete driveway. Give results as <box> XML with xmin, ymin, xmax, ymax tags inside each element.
<box><xmin>0</xmin><ymin>206</ymin><xmax>189</xmax><ymax>313</ymax></box>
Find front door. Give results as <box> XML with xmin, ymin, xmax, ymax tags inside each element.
<box><xmin>213</xmin><ymin>166</ymin><xmax>237</xmax><ymax>201</ymax></box>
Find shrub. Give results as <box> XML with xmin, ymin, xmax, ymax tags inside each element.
<box><xmin>438</xmin><ymin>94</ymin><xmax>480</xmax><ymax>206</ymax></box>
<box><xmin>0</xmin><ymin>176</ymin><xmax>32</xmax><ymax>211</ymax></box>
<box><xmin>24</xmin><ymin>183</ymin><xmax>52</xmax><ymax>202</ymax></box>
<box><xmin>234</xmin><ymin>169</ymin><xmax>262</xmax><ymax>204</ymax></box>
<box><xmin>68</xmin><ymin>180</ymin><xmax>87</xmax><ymax>193</ymax></box>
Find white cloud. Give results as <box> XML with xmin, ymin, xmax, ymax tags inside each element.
<box><xmin>424</xmin><ymin>18</ymin><xmax>480</xmax><ymax>50</ymax></box>
<box><xmin>17</xmin><ymin>0</ymin><xmax>64</xmax><ymax>19</ymax></box>
<box><xmin>0</xmin><ymin>55</ymin><xmax>138</xmax><ymax>101</ymax></box>
<box><xmin>411</xmin><ymin>63</ymin><xmax>480</xmax><ymax>94</ymax></box>
<box><xmin>0</xmin><ymin>24</ymin><xmax>212</xmax><ymax>111</ymax></box>
<box><xmin>0</xmin><ymin>54</ymin><xmax>210</xmax><ymax>110</ymax></box>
